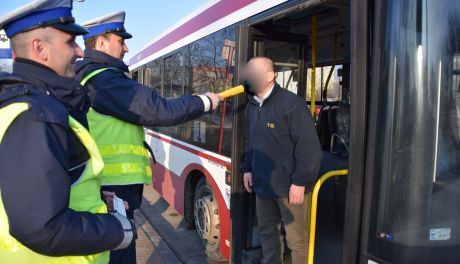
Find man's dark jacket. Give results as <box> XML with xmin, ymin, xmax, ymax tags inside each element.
<box><xmin>241</xmin><ymin>84</ymin><xmax>322</xmax><ymax>198</ymax></box>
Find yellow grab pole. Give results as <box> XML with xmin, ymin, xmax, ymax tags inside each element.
<box><xmin>306</xmin><ymin>192</ymin><xmax>313</xmax><ymax>237</ymax></box>
<box><xmin>310</xmin><ymin>15</ymin><xmax>317</xmax><ymax>116</ymax></box>
<box><xmin>308</xmin><ymin>169</ymin><xmax>349</xmax><ymax>264</ymax></box>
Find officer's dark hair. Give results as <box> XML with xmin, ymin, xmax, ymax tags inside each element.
<box><xmin>84</xmin><ymin>33</ymin><xmax>111</xmax><ymax>49</ymax></box>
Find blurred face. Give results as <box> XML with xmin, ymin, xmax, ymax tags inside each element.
<box><xmin>96</xmin><ymin>33</ymin><xmax>129</xmax><ymax>60</ymax></box>
<box><xmin>242</xmin><ymin>58</ymin><xmax>276</xmax><ymax>95</ymax></box>
<box><xmin>43</xmin><ymin>28</ymin><xmax>83</xmax><ymax>77</ymax></box>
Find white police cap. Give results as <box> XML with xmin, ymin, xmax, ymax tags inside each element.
<box><xmin>0</xmin><ymin>0</ymin><xmax>87</xmax><ymax>38</ymax></box>
<box><xmin>82</xmin><ymin>11</ymin><xmax>132</xmax><ymax>40</ymax></box>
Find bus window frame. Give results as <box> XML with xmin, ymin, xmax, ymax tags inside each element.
<box><xmin>341</xmin><ymin>0</ymin><xmax>371</xmax><ymax>263</ymax></box>
<box><xmin>305</xmin><ymin>60</ymin><xmax>349</xmax><ymax>105</ymax></box>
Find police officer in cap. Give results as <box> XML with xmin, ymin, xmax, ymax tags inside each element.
<box><xmin>0</xmin><ymin>1</ymin><xmax>135</xmax><ymax>263</ymax></box>
<box><xmin>74</xmin><ymin>11</ymin><xmax>222</xmax><ymax>264</ymax></box>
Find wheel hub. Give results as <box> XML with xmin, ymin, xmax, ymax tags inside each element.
<box><xmin>194</xmin><ymin>194</ymin><xmax>220</xmax><ymax>246</ymax></box>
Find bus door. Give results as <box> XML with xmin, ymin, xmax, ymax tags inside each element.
<box><xmin>360</xmin><ymin>0</ymin><xmax>460</xmax><ymax>263</ymax></box>
<box><xmin>230</xmin><ymin>2</ymin><xmax>352</xmax><ymax>263</ymax></box>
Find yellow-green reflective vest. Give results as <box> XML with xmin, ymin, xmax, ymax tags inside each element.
<box><xmin>81</xmin><ymin>68</ymin><xmax>152</xmax><ymax>186</ymax></box>
<box><xmin>0</xmin><ymin>102</ymin><xmax>110</xmax><ymax>264</ymax></box>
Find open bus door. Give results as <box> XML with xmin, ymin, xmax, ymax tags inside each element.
<box><xmin>230</xmin><ymin>1</ymin><xmax>356</xmax><ymax>263</ymax></box>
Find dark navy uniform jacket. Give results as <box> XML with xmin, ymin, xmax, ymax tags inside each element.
<box><xmin>75</xmin><ymin>49</ymin><xmax>206</xmax><ymax>127</ymax></box>
<box><xmin>0</xmin><ymin>58</ymin><xmax>124</xmax><ymax>256</ymax></box>
<box><xmin>75</xmin><ymin>49</ymin><xmax>207</xmax><ymax>213</ymax></box>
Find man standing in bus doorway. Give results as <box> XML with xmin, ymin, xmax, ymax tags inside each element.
<box><xmin>74</xmin><ymin>11</ymin><xmax>222</xmax><ymax>264</ymax></box>
<box><xmin>241</xmin><ymin>57</ymin><xmax>322</xmax><ymax>264</ymax></box>
<box><xmin>0</xmin><ymin>1</ymin><xmax>136</xmax><ymax>263</ymax></box>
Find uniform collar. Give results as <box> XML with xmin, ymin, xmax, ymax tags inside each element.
<box><xmin>12</xmin><ymin>58</ymin><xmax>90</xmax><ymax>118</ymax></box>
<box><xmin>80</xmin><ymin>48</ymin><xmax>129</xmax><ymax>72</ymax></box>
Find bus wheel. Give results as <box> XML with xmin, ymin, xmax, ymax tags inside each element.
<box><xmin>194</xmin><ymin>178</ymin><xmax>224</xmax><ymax>261</ymax></box>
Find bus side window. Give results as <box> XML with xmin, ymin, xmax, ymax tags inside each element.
<box><xmin>183</xmin><ymin>25</ymin><xmax>236</xmax><ymax>156</ymax></box>
<box><xmin>152</xmin><ymin>25</ymin><xmax>236</xmax><ymax>157</ymax></box>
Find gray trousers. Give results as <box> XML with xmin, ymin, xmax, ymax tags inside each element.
<box><xmin>256</xmin><ymin>195</ymin><xmax>309</xmax><ymax>264</ymax></box>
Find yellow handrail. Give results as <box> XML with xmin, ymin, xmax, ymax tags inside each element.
<box><xmin>310</xmin><ymin>15</ymin><xmax>317</xmax><ymax>116</ymax></box>
<box><xmin>308</xmin><ymin>169</ymin><xmax>349</xmax><ymax>264</ymax></box>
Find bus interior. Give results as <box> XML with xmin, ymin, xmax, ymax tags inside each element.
<box><xmin>234</xmin><ymin>1</ymin><xmax>351</xmax><ymax>263</ymax></box>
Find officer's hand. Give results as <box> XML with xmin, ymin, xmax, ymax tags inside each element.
<box><xmin>289</xmin><ymin>184</ymin><xmax>305</xmax><ymax>205</ymax></box>
<box><xmin>102</xmin><ymin>191</ymin><xmax>129</xmax><ymax>211</ymax></box>
<box><xmin>243</xmin><ymin>172</ymin><xmax>253</xmax><ymax>193</ymax></box>
<box><xmin>205</xmin><ymin>92</ymin><xmax>223</xmax><ymax>110</ymax></box>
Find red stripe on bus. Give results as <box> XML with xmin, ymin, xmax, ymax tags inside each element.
<box><xmin>130</xmin><ymin>0</ymin><xmax>256</xmax><ymax>65</ymax></box>
<box><xmin>146</xmin><ymin>131</ymin><xmax>231</xmax><ymax>169</ymax></box>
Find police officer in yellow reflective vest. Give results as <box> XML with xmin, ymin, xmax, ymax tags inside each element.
<box><xmin>75</xmin><ymin>11</ymin><xmax>222</xmax><ymax>264</ymax></box>
<box><xmin>0</xmin><ymin>1</ymin><xmax>135</xmax><ymax>263</ymax></box>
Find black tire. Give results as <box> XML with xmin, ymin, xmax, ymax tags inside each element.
<box><xmin>193</xmin><ymin>178</ymin><xmax>225</xmax><ymax>261</ymax></box>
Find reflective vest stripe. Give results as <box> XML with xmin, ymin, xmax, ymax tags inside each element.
<box><xmin>103</xmin><ymin>163</ymin><xmax>152</xmax><ymax>177</ymax></box>
<box><xmin>80</xmin><ymin>68</ymin><xmax>110</xmax><ymax>86</ymax></box>
<box><xmin>98</xmin><ymin>144</ymin><xmax>149</xmax><ymax>159</ymax></box>
<box><xmin>0</xmin><ymin>102</ymin><xmax>29</xmax><ymax>143</ymax></box>
<box><xmin>69</xmin><ymin>116</ymin><xmax>104</xmax><ymax>176</ymax></box>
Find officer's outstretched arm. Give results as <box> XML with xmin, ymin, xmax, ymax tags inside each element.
<box><xmin>0</xmin><ymin>111</ymin><xmax>133</xmax><ymax>256</ymax></box>
<box><xmin>89</xmin><ymin>71</ymin><xmax>210</xmax><ymax>126</ymax></box>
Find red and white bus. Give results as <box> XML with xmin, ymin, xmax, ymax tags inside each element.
<box><xmin>129</xmin><ymin>0</ymin><xmax>460</xmax><ymax>263</ymax></box>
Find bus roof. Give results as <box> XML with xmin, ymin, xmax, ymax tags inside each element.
<box><xmin>127</xmin><ymin>0</ymin><xmax>288</xmax><ymax>70</ymax></box>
